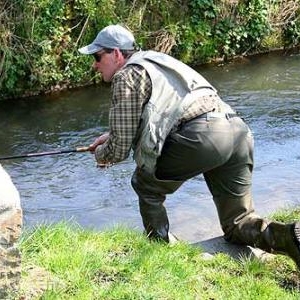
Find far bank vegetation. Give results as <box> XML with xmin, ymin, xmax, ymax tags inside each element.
<box><xmin>0</xmin><ymin>0</ymin><xmax>299</xmax><ymax>99</ymax></box>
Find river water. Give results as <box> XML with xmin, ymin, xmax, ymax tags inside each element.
<box><xmin>0</xmin><ymin>51</ymin><xmax>299</xmax><ymax>243</ymax></box>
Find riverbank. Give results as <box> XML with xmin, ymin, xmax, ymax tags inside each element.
<box><xmin>11</xmin><ymin>208</ymin><xmax>300</xmax><ymax>299</ymax></box>
<box><xmin>3</xmin><ymin>46</ymin><xmax>300</xmax><ymax>102</ymax></box>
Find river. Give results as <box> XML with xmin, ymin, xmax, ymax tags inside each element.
<box><xmin>0</xmin><ymin>51</ymin><xmax>299</xmax><ymax>244</ymax></box>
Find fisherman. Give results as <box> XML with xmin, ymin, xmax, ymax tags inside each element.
<box><xmin>0</xmin><ymin>164</ymin><xmax>22</xmax><ymax>297</ymax></box>
<box><xmin>78</xmin><ymin>24</ymin><xmax>300</xmax><ymax>268</ymax></box>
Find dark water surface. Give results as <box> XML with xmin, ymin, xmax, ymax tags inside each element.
<box><xmin>1</xmin><ymin>52</ymin><xmax>300</xmax><ymax>243</ymax></box>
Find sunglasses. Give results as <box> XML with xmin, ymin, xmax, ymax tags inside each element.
<box><xmin>93</xmin><ymin>49</ymin><xmax>113</xmax><ymax>62</ymax></box>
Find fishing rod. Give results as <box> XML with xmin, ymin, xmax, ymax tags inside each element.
<box><xmin>0</xmin><ymin>146</ymin><xmax>90</xmax><ymax>160</ymax></box>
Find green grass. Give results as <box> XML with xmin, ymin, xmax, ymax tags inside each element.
<box><xmin>17</xmin><ymin>209</ymin><xmax>300</xmax><ymax>299</ymax></box>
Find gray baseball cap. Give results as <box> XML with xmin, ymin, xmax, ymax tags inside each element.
<box><xmin>78</xmin><ymin>24</ymin><xmax>135</xmax><ymax>55</ymax></box>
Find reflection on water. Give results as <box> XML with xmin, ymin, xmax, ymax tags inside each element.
<box><xmin>1</xmin><ymin>52</ymin><xmax>300</xmax><ymax>242</ymax></box>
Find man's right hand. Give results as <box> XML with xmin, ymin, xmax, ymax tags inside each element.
<box><xmin>89</xmin><ymin>132</ymin><xmax>110</xmax><ymax>152</ymax></box>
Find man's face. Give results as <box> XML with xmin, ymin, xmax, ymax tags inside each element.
<box><xmin>93</xmin><ymin>49</ymin><xmax>124</xmax><ymax>82</ymax></box>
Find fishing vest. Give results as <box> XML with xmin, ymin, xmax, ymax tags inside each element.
<box><xmin>124</xmin><ymin>50</ymin><xmax>216</xmax><ymax>174</ymax></box>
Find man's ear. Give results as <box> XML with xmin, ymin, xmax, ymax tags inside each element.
<box><xmin>114</xmin><ymin>48</ymin><xmax>125</xmax><ymax>64</ymax></box>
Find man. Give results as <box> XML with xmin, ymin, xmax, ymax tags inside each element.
<box><xmin>79</xmin><ymin>24</ymin><xmax>300</xmax><ymax>268</ymax></box>
<box><xmin>0</xmin><ymin>164</ymin><xmax>22</xmax><ymax>297</ymax></box>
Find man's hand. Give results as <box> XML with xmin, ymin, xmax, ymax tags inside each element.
<box><xmin>89</xmin><ymin>132</ymin><xmax>110</xmax><ymax>153</ymax></box>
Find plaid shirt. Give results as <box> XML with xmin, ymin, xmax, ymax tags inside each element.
<box><xmin>95</xmin><ymin>63</ymin><xmax>220</xmax><ymax>164</ymax></box>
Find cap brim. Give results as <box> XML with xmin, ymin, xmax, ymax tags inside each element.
<box><xmin>78</xmin><ymin>44</ymin><xmax>103</xmax><ymax>55</ymax></box>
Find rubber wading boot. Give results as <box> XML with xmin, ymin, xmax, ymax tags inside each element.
<box><xmin>145</xmin><ymin>230</ymin><xmax>178</xmax><ymax>244</ymax></box>
<box><xmin>145</xmin><ymin>226</ymin><xmax>170</xmax><ymax>243</ymax></box>
<box><xmin>262</xmin><ymin>222</ymin><xmax>300</xmax><ymax>269</ymax></box>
